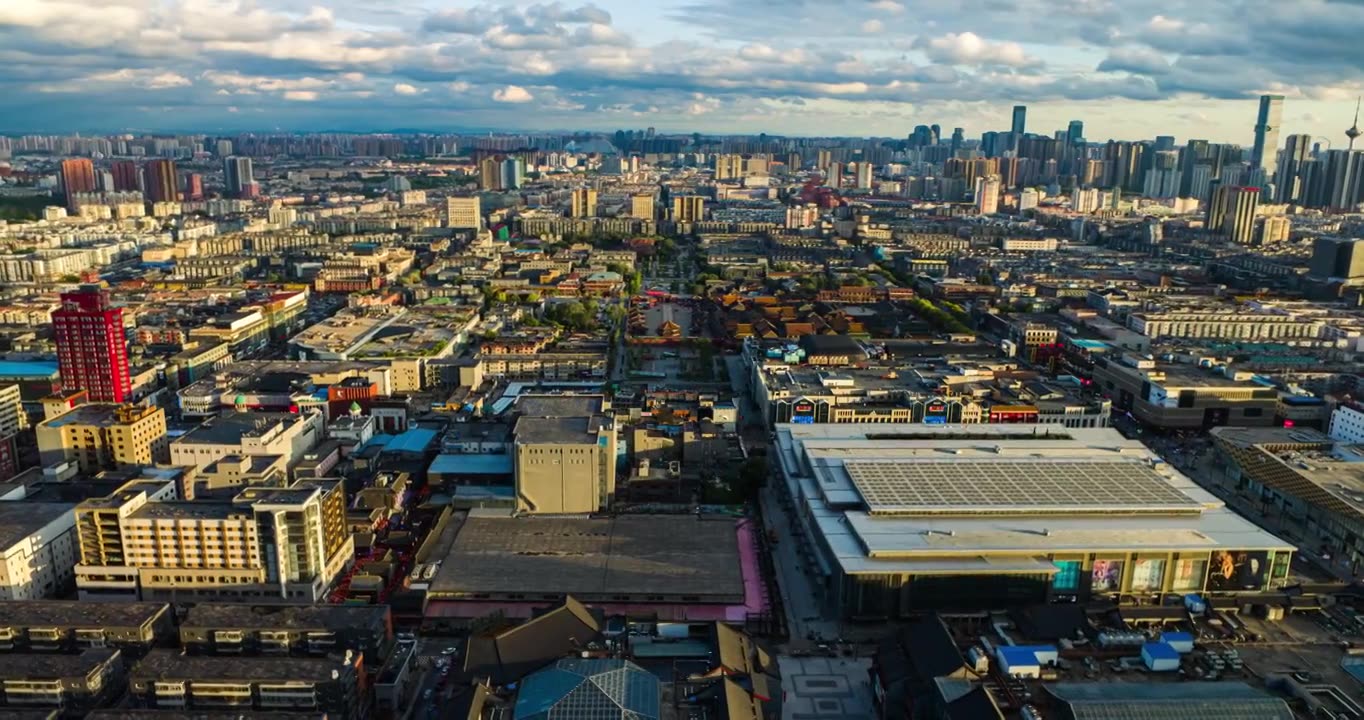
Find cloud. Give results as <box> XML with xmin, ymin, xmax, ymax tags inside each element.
<box><xmin>283</xmin><ymin>90</ymin><xmax>319</xmax><ymax>101</ymax></box>
<box><xmin>393</xmin><ymin>82</ymin><xmax>422</xmax><ymax>95</ymax></box>
<box><xmin>861</xmin><ymin>19</ymin><xmax>884</xmax><ymax>33</ymax></box>
<box><xmin>1097</xmin><ymin>46</ymin><xmax>1171</xmax><ymax>75</ymax></box>
<box><xmin>870</xmin><ymin>0</ymin><xmax>905</xmax><ymax>13</ymax></box>
<box><xmin>492</xmin><ymin>84</ymin><xmax>534</xmax><ymax>103</ymax></box>
<box><xmin>917</xmin><ymin>32</ymin><xmax>1039</xmax><ymax>68</ymax></box>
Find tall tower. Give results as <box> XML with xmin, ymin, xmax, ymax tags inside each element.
<box><xmin>143</xmin><ymin>158</ymin><xmax>179</xmax><ymax>204</ymax></box>
<box><xmin>110</xmin><ymin>160</ymin><xmax>140</xmax><ymax>193</ymax></box>
<box><xmin>59</xmin><ymin>158</ymin><xmax>96</xmax><ymax>210</ymax></box>
<box><xmin>54</xmin><ymin>287</ymin><xmax>132</xmax><ymax>403</ymax></box>
<box><xmin>1011</xmin><ymin>105</ymin><xmax>1027</xmax><ymax>136</ymax></box>
<box><xmin>223</xmin><ymin>156</ymin><xmax>254</xmax><ymax>198</ymax></box>
<box><xmin>570</xmin><ymin>187</ymin><xmax>598</xmax><ymax>218</ymax></box>
<box><xmin>1252</xmin><ymin>94</ymin><xmax>1284</xmax><ymax>177</ymax></box>
<box><xmin>1222</xmin><ymin>186</ymin><xmax>1261</xmax><ymax>245</ymax></box>
<box><xmin>1347</xmin><ymin>98</ymin><xmax>1362</xmax><ymax>151</ymax></box>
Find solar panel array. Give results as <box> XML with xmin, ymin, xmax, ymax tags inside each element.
<box><xmin>843</xmin><ymin>460</ymin><xmax>1199</xmax><ymax>514</ymax></box>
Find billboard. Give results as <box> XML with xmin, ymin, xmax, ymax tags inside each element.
<box><xmin>923</xmin><ymin>401</ymin><xmax>949</xmax><ymax>425</ymax></box>
<box><xmin>791</xmin><ymin>400</ymin><xmax>817</xmax><ymax>424</ymax></box>
<box><xmin>1206</xmin><ymin>550</ymin><xmax>1269</xmax><ymax>592</ymax></box>
<box><xmin>1091</xmin><ymin>559</ymin><xmax>1124</xmax><ymax>592</ymax></box>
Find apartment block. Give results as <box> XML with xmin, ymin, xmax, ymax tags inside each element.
<box><xmin>0</xmin><ymin>648</ymin><xmax>125</xmax><ymax>714</ymax></box>
<box><xmin>128</xmin><ymin>650</ymin><xmax>362</xmax><ymax>718</ymax></box>
<box><xmin>74</xmin><ymin>479</ymin><xmax>353</xmax><ymax>603</ymax></box>
<box><xmin>35</xmin><ymin>404</ymin><xmax>169</xmax><ymax>475</ymax></box>
<box><xmin>170</xmin><ymin>411</ymin><xmax>324</xmax><ymax>470</ymax></box>
<box><xmin>0</xmin><ymin>600</ymin><xmax>173</xmax><ymax>655</ymax></box>
<box><xmin>0</xmin><ymin>502</ymin><xmax>78</xmax><ymax>600</ymax></box>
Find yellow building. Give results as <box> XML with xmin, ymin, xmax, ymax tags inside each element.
<box><xmin>570</xmin><ymin>188</ymin><xmax>598</xmax><ymax>219</ymax></box>
<box><xmin>630</xmin><ymin>193</ymin><xmax>655</xmax><ymax>220</ymax></box>
<box><xmin>36</xmin><ymin>404</ymin><xmax>169</xmax><ymax>474</ymax></box>
<box><xmin>74</xmin><ymin>479</ymin><xmax>353</xmax><ymax>603</ymax></box>
<box><xmin>673</xmin><ymin>196</ymin><xmax>705</xmax><ymax>223</ymax></box>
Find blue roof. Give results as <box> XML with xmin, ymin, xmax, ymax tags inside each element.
<box><xmin>1160</xmin><ymin>631</ymin><xmax>1194</xmax><ymax>642</ymax></box>
<box><xmin>514</xmin><ymin>658</ymin><xmax>660</xmax><ymax>720</ymax></box>
<box><xmin>384</xmin><ymin>428</ymin><xmax>437</xmax><ymax>455</ymax></box>
<box><xmin>0</xmin><ymin>360</ymin><xmax>59</xmax><ymax>378</ymax></box>
<box><xmin>429</xmin><ymin>454</ymin><xmax>513</xmax><ymax>476</ymax></box>
<box><xmin>1281</xmin><ymin>395</ymin><xmax>1325</xmax><ymax>406</ymax></box>
<box><xmin>998</xmin><ymin>646</ymin><xmax>1042</xmax><ymax>667</ymax></box>
<box><xmin>1070</xmin><ymin>338</ymin><xmax>1111</xmax><ymax>350</ymax></box>
<box><xmin>1143</xmin><ymin>642</ymin><xmax>1180</xmax><ymax>660</ymax></box>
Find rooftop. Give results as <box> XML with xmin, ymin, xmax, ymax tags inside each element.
<box><xmin>0</xmin><ymin>360</ymin><xmax>60</xmax><ymax>378</ymax></box>
<box><xmin>515</xmin><ymin>416</ymin><xmax>604</xmax><ymax>444</ymax></box>
<box><xmin>514</xmin><ymin>658</ymin><xmax>660</xmax><ymax>720</ymax></box>
<box><xmin>0</xmin><ymin>501</ymin><xmax>77</xmax><ymax>548</ymax></box>
<box><xmin>1045</xmin><ymin>681</ymin><xmax>1293</xmax><ymax>720</ymax></box>
<box><xmin>0</xmin><ymin>648</ymin><xmax>119</xmax><ymax>679</ymax></box>
<box><xmin>130</xmin><ymin>649</ymin><xmax>353</xmax><ymax>682</ymax></box>
<box><xmin>0</xmin><ymin>600</ymin><xmax>168</xmax><ymax>628</ymax></box>
<box><xmin>429</xmin><ymin>513</ymin><xmax>744</xmax><ymax>602</ymax></box>
<box><xmin>181</xmin><ymin>603</ymin><xmax>388</xmax><ymax>631</ymax></box>
<box><xmin>128</xmin><ymin>501</ymin><xmax>245</xmax><ymax>521</ymax></box>
<box><xmin>175</xmin><ymin>411</ymin><xmax>311</xmax><ymax>446</ymax></box>
<box><xmin>39</xmin><ymin>403</ymin><xmax>157</xmax><ymax>430</ymax></box>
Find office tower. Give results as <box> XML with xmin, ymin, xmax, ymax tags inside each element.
<box><xmin>855</xmin><ymin>162</ymin><xmax>873</xmax><ymax>189</ymax></box>
<box><xmin>478</xmin><ymin>157</ymin><xmax>502</xmax><ymax>190</ymax></box>
<box><xmin>1011</xmin><ymin>105</ymin><xmax>1027</xmax><ymax>136</ymax></box>
<box><xmin>500</xmin><ymin>157</ymin><xmax>524</xmax><ymax>190</ymax></box>
<box><xmin>824</xmin><ymin>162</ymin><xmax>843</xmax><ymax>188</ymax></box>
<box><xmin>1252</xmin><ymin>94</ymin><xmax>1284</xmax><ymax>178</ymax></box>
<box><xmin>223</xmin><ymin>156</ymin><xmax>254</xmax><ymax>198</ymax></box>
<box><xmin>975</xmin><ymin>175</ymin><xmax>1001</xmax><ymax>215</ymax></box>
<box><xmin>184</xmin><ymin>173</ymin><xmax>203</xmax><ymax>201</ymax></box>
<box><xmin>930</xmin><ymin>124</ymin><xmax>941</xmax><ymax>144</ymax></box>
<box><xmin>143</xmin><ymin>158</ymin><xmax>178</xmax><ymax>203</ymax></box>
<box><xmin>445</xmin><ymin>196</ymin><xmax>481</xmax><ymax>229</ymax></box>
<box><xmin>1066</xmin><ymin>121</ymin><xmax>1084</xmax><ymax>145</ymax></box>
<box><xmin>1222</xmin><ymin>186</ymin><xmax>1260</xmax><ymax>244</ymax></box>
<box><xmin>1178</xmin><ymin>140</ymin><xmax>1210</xmax><ymax>196</ymax></box>
<box><xmin>1154</xmin><ymin>136</ymin><xmax>1176</xmax><ymax>152</ymax></box>
<box><xmin>1081</xmin><ymin>159</ymin><xmax>1105</xmax><ymax>187</ymax></box>
<box><xmin>214</xmin><ymin>139</ymin><xmax>233</xmax><ymax>157</ymax></box>
<box><xmin>1275</xmin><ymin>134</ymin><xmax>1312</xmax><ymax>203</ymax></box>
<box><xmin>1206</xmin><ymin>181</ymin><xmax>1229</xmax><ymax>230</ymax></box>
<box><xmin>570</xmin><ymin>187</ymin><xmax>598</xmax><ymax>218</ymax></box>
<box><xmin>1319</xmin><ymin>149</ymin><xmax>1364</xmax><ymax>209</ymax></box>
<box><xmin>1310</xmin><ymin>237</ymin><xmax>1364</xmax><ymax>280</ymax></box>
<box><xmin>1103</xmin><ymin>141</ymin><xmax>1145</xmax><ymax>192</ymax></box>
<box><xmin>1070</xmin><ymin>187</ymin><xmax>1099</xmax><ymax>213</ymax></box>
<box><xmin>110</xmin><ymin>160</ymin><xmax>140</xmax><ymax>193</ymax></box>
<box><xmin>630</xmin><ymin>193</ymin><xmax>655</xmax><ymax>220</ymax></box>
<box><xmin>950</xmin><ymin>128</ymin><xmax>964</xmax><ymax>154</ymax></box>
<box><xmin>1019</xmin><ymin>188</ymin><xmax>1040</xmax><ymax>211</ymax></box>
<box><xmin>672</xmin><ymin>195</ymin><xmax>705</xmax><ymax>223</ymax></box>
<box><xmin>54</xmin><ymin>287</ymin><xmax>132</xmax><ymax>403</ymax></box>
<box><xmin>59</xmin><ymin>158</ymin><xmax>96</xmax><ymax>210</ymax></box>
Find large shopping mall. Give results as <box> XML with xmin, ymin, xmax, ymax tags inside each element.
<box><xmin>771</xmin><ymin>423</ymin><xmax>1295</xmax><ymax>620</ymax></box>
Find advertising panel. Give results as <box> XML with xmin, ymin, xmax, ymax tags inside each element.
<box><xmin>1207</xmin><ymin>550</ymin><xmax>1269</xmax><ymax>591</ymax></box>
<box><xmin>1091</xmin><ymin>559</ymin><xmax>1124</xmax><ymax>592</ymax></box>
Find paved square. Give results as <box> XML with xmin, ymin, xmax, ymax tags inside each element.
<box><xmin>779</xmin><ymin>656</ymin><xmax>874</xmax><ymax>720</ymax></box>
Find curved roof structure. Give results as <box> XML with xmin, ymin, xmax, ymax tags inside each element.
<box><xmin>514</xmin><ymin>658</ymin><xmax>660</xmax><ymax>720</ymax></box>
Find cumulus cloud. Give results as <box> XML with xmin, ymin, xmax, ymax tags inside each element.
<box><xmin>861</xmin><ymin>19</ymin><xmax>884</xmax><ymax>33</ymax></box>
<box><xmin>393</xmin><ymin>82</ymin><xmax>422</xmax><ymax>95</ymax></box>
<box><xmin>492</xmin><ymin>84</ymin><xmax>534</xmax><ymax>103</ymax></box>
<box><xmin>917</xmin><ymin>32</ymin><xmax>1038</xmax><ymax>68</ymax></box>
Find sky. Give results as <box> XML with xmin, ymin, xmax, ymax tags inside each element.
<box><xmin>3</xmin><ymin>0</ymin><xmax>1364</xmax><ymax>145</ymax></box>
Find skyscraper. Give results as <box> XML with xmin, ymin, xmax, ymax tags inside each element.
<box><xmin>53</xmin><ymin>287</ymin><xmax>132</xmax><ymax>403</ymax></box>
<box><xmin>143</xmin><ymin>158</ymin><xmax>179</xmax><ymax>204</ymax></box>
<box><xmin>1252</xmin><ymin>94</ymin><xmax>1284</xmax><ymax>178</ymax></box>
<box><xmin>1222</xmin><ymin>186</ymin><xmax>1260</xmax><ymax>245</ymax></box>
<box><xmin>500</xmin><ymin>157</ymin><xmax>524</xmax><ymax>190</ymax></box>
<box><xmin>855</xmin><ymin>162</ymin><xmax>873</xmax><ymax>189</ymax></box>
<box><xmin>223</xmin><ymin>156</ymin><xmax>254</xmax><ymax>198</ymax></box>
<box><xmin>59</xmin><ymin>158</ymin><xmax>96</xmax><ymax>210</ymax></box>
<box><xmin>1274</xmin><ymin>134</ymin><xmax>1312</xmax><ymax>203</ymax></box>
<box><xmin>950</xmin><ymin>128</ymin><xmax>964</xmax><ymax>155</ymax></box>
<box><xmin>1066</xmin><ymin>121</ymin><xmax>1084</xmax><ymax>145</ymax></box>
<box><xmin>110</xmin><ymin>160</ymin><xmax>140</xmax><ymax>193</ymax></box>
<box><xmin>1011</xmin><ymin>105</ymin><xmax>1027</xmax><ymax>136</ymax></box>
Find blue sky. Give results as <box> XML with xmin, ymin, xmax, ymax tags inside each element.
<box><xmin>2</xmin><ymin>0</ymin><xmax>1363</xmax><ymax>145</ymax></box>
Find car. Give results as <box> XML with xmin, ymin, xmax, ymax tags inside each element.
<box><xmin>441</xmin><ymin>646</ymin><xmax>458</xmax><ymax>656</ymax></box>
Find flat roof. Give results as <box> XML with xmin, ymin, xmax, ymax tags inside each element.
<box><xmin>175</xmin><ymin>412</ymin><xmax>308</xmax><ymax>445</ymax></box>
<box><xmin>181</xmin><ymin>603</ymin><xmax>388</xmax><ymax>631</ymax></box>
<box><xmin>0</xmin><ymin>649</ymin><xmax>119</xmax><ymax>679</ymax></box>
<box><xmin>514</xmin><ymin>416</ymin><xmax>597</xmax><ymax>444</ymax></box>
<box><xmin>429</xmin><ymin>454</ymin><xmax>513</xmax><ymax>476</ymax></box>
<box><xmin>0</xmin><ymin>502</ymin><xmax>76</xmax><ymax>548</ymax></box>
<box><xmin>428</xmin><ymin>513</ymin><xmax>744</xmax><ymax>602</ymax></box>
<box><xmin>842</xmin><ymin>459</ymin><xmax>1201</xmax><ymax>516</ymax></box>
<box><xmin>130</xmin><ymin>650</ymin><xmax>350</xmax><ymax>682</ymax></box>
<box><xmin>0</xmin><ymin>360</ymin><xmax>59</xmax><ymax>378</ymax></box>
<box><xmin>0</xmin><ymin>600</ymin><xmax>168</xmax><ymax>628</ymax></box>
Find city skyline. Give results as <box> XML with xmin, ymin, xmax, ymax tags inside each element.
<box><xmin>3</xmin><ymin>0</ymin><xmax>1364</xmax><ymax>144</ymax></box>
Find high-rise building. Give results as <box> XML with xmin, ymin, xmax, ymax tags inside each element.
<box><xmin>1071</xmin><ymin>187</ymin><xmax>1100</xmax><ymax>213</ymax></box>
<box><xmin>500</xmin><ymin>157</ymin><xmax>524</xmax><ymax>190</ymax></box>
<box><xmin>1222</xmin><ymin>186</ymin><xmax>1260</xmax><ymax>244</ymax></box>
<box><xmin>630</xmin><ymin>193</ymin><xmax>655</xmax><ymax>220</ymax></box>
<box><xmin>950</xmin><ymin>128</ymin><xmax>964</xmax><ymax>154</ymax></box>
<box><xmin>1142</xmin><ymin>150</ymin><xmax>1181</xmax><ymax>199</ymax></box>
<box><xmin>143</xmin><ymin>158</ymin><xmax>179</xmax><ymax>204</ymax></box>
<box><xmin>223</xmin><ymin>156</ymin><xmax>254</xmax><ymax>198</ymax></box>
<box><xmin>59</xmin><ymin>158</ymin><xmax>96</xmax><ymax>210</ymax></box>
<box><xmin>855</xmin><ymin>162</ymin><xmax>873</xmax><ymax>189</ymax></box>
<box><xmin>445</xmin><ymin>196</ymin><xmax>481</xmax><ymax>229</ymax></box>
<box><xmin>570</xmin><ymin>187</ymin><xmax>598</xmax><ymax>218</ymax></box>
<box><xmin>1275</xmin><ymin>134</ymin><xmax>1312</xmax><ymax>203</ymax></box>
<box><xmin>672</xmin><ymin>195</ymin><xmax>705</xmax><ymax>223</ymax></box>
<box><xmin>1018</xmin><ymin>188</ymin><xmax>1040</xmax><ymax>211</ymax></box>
<box><xmin>1206</xmin><ymin>181</ymin><xmax>1230</xmax><ymax>230</ymax></box>
<box><xmin>110</xmin><ymin>160</ymin><xmax>140</xmax><ymax>193</ymax></box>
<box><xmin>975</xmin><ymin>174</ymin><xmax>1001</xmax><ymax>215</ymax></box>
<box><xmin>1257</xmin><ymin>215</ymin><xmax>1291</xmax><ymax>245</ymax></box>
<box><xmin>1189</xmin><ymin>164</ymin><xmax>1215</xmax><ymax>201</ymax></box>
<box><xmin>478</xmin><ymin>157</ymin><xmax>502</xmax><ymax>190</ymax></box>
<box><xmin>1066</xmin><ymin>121</ymin><xmax>1084</xmax><ymax>145</ymax></box>
<box><xmin>53</xmin><ymin>287</ymin><xmax>132</xmax><ymax>403</ymax></box>
<box><xmin>1309</xmin><ymin>237</ymin><xmax>1364</xmax><ymax>280</ymax></box>
<box><xmin>1252</xmin><ymin>94</ymin><xmax>1285</xmax><ymax>178</ymax></box>
<box><xmin>1011</xmin><ymin>105</ymin><xmax>1027</xmax><ymax>136</ymax></box>
<box><xmin>183</xmin><ymin>173</ymin><xmax>203</xmax><ymax>201</ymax></box>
